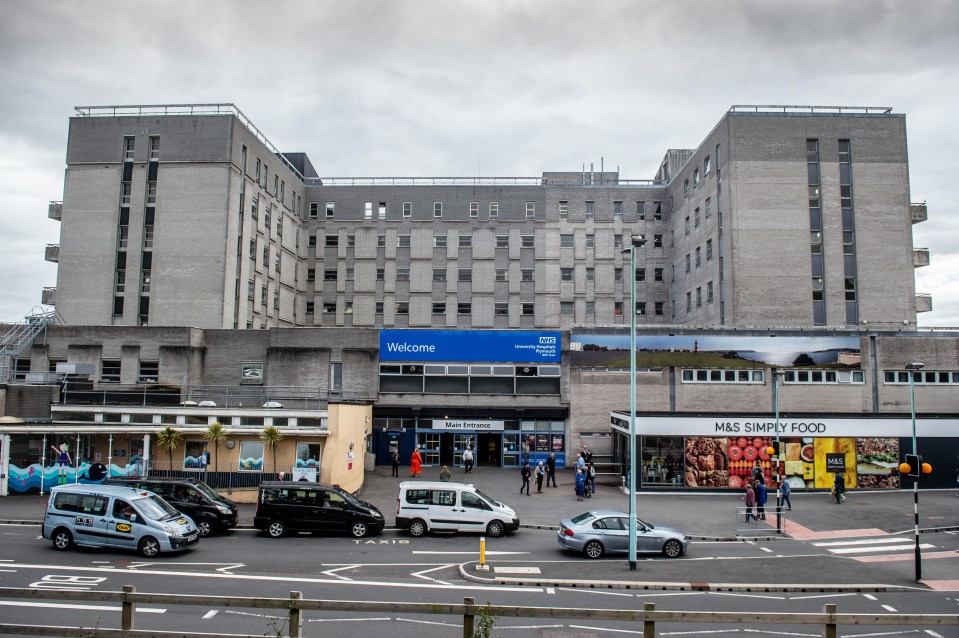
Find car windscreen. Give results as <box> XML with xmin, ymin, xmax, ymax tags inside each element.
<box><xmin>333</xmin><ymin>488</ymin><xmax>362</xmax><ymax>507</ymax></box>
<box><xmin>135</xmin><ymin>495</ymin><xmax>180</xmax><ymax>521</ymax></box>
<box><xmin>571</xmin><ymin>512</ymin><xmax>595</xmax><ymax>525</ymax></box>
<box><xmin>191</xmin><ymin>482</ymin><xmax>220</xmax><ymax>501</ymax></box>
<box><xmin>473</xmin><ymin>488</ymin><xmax>499</xmax><ymax>507</ymax></box>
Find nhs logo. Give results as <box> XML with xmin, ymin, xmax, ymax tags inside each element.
<box><xmin>539</xmin><ymin>336</ymin><xmax>557</xmax><ymax>345</ymax></box>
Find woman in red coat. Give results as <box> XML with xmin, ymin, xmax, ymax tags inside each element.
<box><xmin>410</xmin><ymin>446</ymin><xmax>422</xmax><ymax>478</ymax></box>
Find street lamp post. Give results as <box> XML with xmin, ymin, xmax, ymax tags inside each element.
<box><xmin>773</xmin><ymin>370</ymin><xmax>784</xmax><ymax>534</ymax></box>
<box><xmin>624</xmin><ymin>234</ymin><xmax>646</xmax><ymax>571</ymax></box>
<box><xmin>905</xmin><ymin>361</ymin><xmax>924</xmax><ymax>582</ymax></box>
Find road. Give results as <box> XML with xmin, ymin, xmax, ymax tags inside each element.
<box><xmin>2</xmin><ymin>522</ymin><xmax>958</xmax><ymax>637</ymax></box>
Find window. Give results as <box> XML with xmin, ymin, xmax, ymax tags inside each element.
<box><xmin>686</xmin><ymin>292</ymin><xmax>692</xmax><ymax>312</ymax></box>
<box><xmin>262</xmin><ymin>245</ymin><xmax>270</xmax><ymax>267</ymax></box>
<box><xmin>345</xmin><ymin>267</ymin><xmax>353</xmax><ymax>281</ymax></box>
<box><xmin>433</xmin><ymin>234</ymin><xmax>447</xmax><ymax>248</ymax></box>
<box><xmin>115</xmin><ymin>269</ymin><xmax>126</xmax><ymax>293</ymax></box>
<box><xmin>121</xmin><ymin>181</ymin><xmax>131</xmax><ymax>205</ymax></box>
<box><xmin>123</xmin><ymin>136</ymin><xmax>135</xmax><ymax>160</ymax></box>
<box><xmin>470</xmin><ymin>201</ymin><xmax>479</xmax><ymax>219</ymax></box>
<box><xmin>140</xmin><ymin>269</ymin><xmax>151</xmax><ymax>293</ymax></box>
<box><xmin>705</xmin><ymin>197</ymin><xmax>711</xmax><ymax>219</ymax></box>
<box><xmin>559</xmin><ymin>201</ymin><xmax>568</xmax><ymax>218</ymax></box>
<box><xmin>521</xmin><ymin>269</ymin><xmax>534</xmax><ymax>282</ymax></box>
<box><xmin>654</xmin><ymin>301</ymin><xmax>664</xmax><ymax>316</ymax></box>
<box><xmin>683</xmin><ymin>179</ymin><xmax>689</xmax><ymax>197</ymax></box>
<box><xmin>706</xmin><ymin>239</ymin><xmax>713</xmax><ymax>261</ymax></box>
<box><xmin>684</xmin><ymin>216</ymin><xmax>690</xmax><ymax>236</ymax></box>
<box><xmin>586</xmin><ymin>268</ymin><xmax>595</xmax><ymax>282</ymax></box>
<box><xmin>137</xmin><ymin>361</ymin><xmax>158</xmax><ymax>383</ymax></box>
<box><xmin>614</xmin><ymin>268</ymin><xmax>623</xmax><ymax>282</ymax></box>
<box><xmin>329</xmin><ymin>362</ymin><xmax>343</xmax><ymax>391</ymax></box>
<box><xmin>654</xmin><ymin>268</ymin><xmax>663</xmax><ymax>282</ymax></box>
<box><xmin>636</xmin><ymin>201</ymin><xmax>645</xmax><ymax>221</ymax></box>
<box><xmin>324</xmin><ymin>234</ymin><xmax>339</xmax><ymax>247</ymax></box>
<box><xmin>682</xmin><ymin>369</ymin><xmax>765</xmax><ymax>384</ymax></box>
<box><xmin>525</xmin><ymin>202</ymin><xmax>535</xmax><ymax>219</ymax></box>
<box><xmin>458</xmin><ymin>268</ymin><xmax>472</xmax><ymax>282</ymax></box>
<box><xmin>458</xmin><ymin>302</ymin><xmax>471</xmax><ymax>314</ymax></box>
<box><xmin>308</xmin><ymin>234</ymin><xmax>317</xmax><ymax>247</ymax></box>
<box><xmin>433</xmin><ymin>202</ymin><xmax>443</xmax><ymax>219</ymax></box>
<box><xmin>704</xmin><ymin>155</ymin><xmax>711</xmax><ymax>175</ymax></box>
<box><xmin>264</xmin><ymin>206</ymin><xmax>271</xmax><ymax>230</ymax></box>
<box><xmin>693</xmin><ymin>168</ymin><xmax>700</xmax><ymax>188</ymax></box>
<box><xmin>397</xmin><ymin>234</ymin><xmax>411</xmax><ymax>248</ymax></box>
<box><xmin>323</xmin><ymin>303</ymin><xmax>336</xmax><ymax>314</ymax></box>
<box><xmin>101</xmin><ymin>360</ymin><xmax>121</xmax><ymax>384</ymax></box>
<box><xmin>254</xmin><ymin>158</ymin><xmax>261</xmax><ymax>182</ymax></box>
<box><xmin>375</xmin><ymin>301</ymin><xmax>384</xmax><ymax>314</ymax></box>
<box><xmin>653</xmin><ymin>234</ymin><xmax>663</xmax><ymax>248</ymax></box>
<box><xmin>238</xmin><ymin>441</ymin><xmax>264</xmax><ymax>471</ymax></box>
<box><xmin>247</xmin><ymin>280</ymin><xmax>254</xmax><ymax>300</ymax></box>
<box><xmin>496</xmin><ymin>234</ymin><xmax>509</xmax><ymax>248</ymax></box>
<box><xmin>522</xmin><ymin>303</ymin><xmax>534</xmax><ymax>316</ymax></box>
<box><xmin>377</xmin><ymin>234</ymin><xmax>386</xmax><ymax>248</ymax></box>
<box><xmin>324</xmin><ymin>269</ymin><xmax>337</xmax><ymax>281</ymax></box>
<box><xmin>396</xmin><ymin>268</ymin><xmax>410</xmax><ymax>282</ymax></box>
<box><xmin>613</xmin><ymin>201</ymin><xmax>623</xmax><ymax>220</ymax></box>
<box><xmin>495</xmin><ymin>269</ymin><xmax>508</xmax><ymax>282</ymax></box>
<box><xmin>260</xmin><ymin>285</ymin><xmax>267</xmax><ymax>305</ymax></box>
<box><xmin>307</xmin><ymin>268</ymin><xmax>315</xmax><ymax>281</ymax></box>
<box><xmin>251</xmin><ymin>196</ymin><xmax>258</xmax><ymax>219</ymax></box>
<box><xmin>585</xmin><ymin>201</ymin><xmax>594</xmax><ymax>218</ymax></box>
<box><xmin>273</xmin><ymin>289</ymin><xmax>280</xmax><ymax>310</ymax></box>
<box><xmin>395</xmin><ymin>302</ymin><xmax>409</xmax><ymax>315</ymax></box>
<box><xmin>118</xmin><ymin>226</ymin><xmax>129</xmax><ymax>250</ymax></box>
<box><xmin>432</xmin><ymin>302</ymin><xmax>446</xmax><ymax>314</ymax></box>
<box><xmin>347</xmin><ymin>234</ymin><xmax>355</xmax><ymax>247</ymax></box>
<box><xmin>685</xmin><ymin>254</ymin><xmax>691</xmax><ymax>273</ymax></box>
<box><xmin>403</xmin><ymin>202</ymin><xmax>412</xmax><ymax>218</ymax></box>
<box><xmin>695</xmin><ymin>247</ymin><xmax>701</xmax><ymax>268</ymax></box>
<box><xmin>694</xmin><ymin>207</ymin><xmax>700</xmax><ymax>228</ymax></box>
<box><xmin>273</xmin><ymin>175</ymin><xmax>279</xmax><ymax>197</ymax></box>
<box><xmin>561</xmin><ymin>268</ymin><xmax>574</xmax><ymax>282</ymax></box>
<box><xmin>561</xmin><ymin>234</ymin><xmax>574</xmax><ymax>248</ymax></box>
<box><xmin>707</xmin><ymin>281</ymin><xmax>714</xmax><ymax>303</ymax></box>
<box><xmin>146</xmin><ymin>181</ymin><xmax>157</xmax><ymax>205</ymax></box>
<box><xmin>324</xmin><ymin>202</ymin><xmax>334</xmax><ymax>219</ymax></box>
<box><xmin>495</xmin><ymin>302</ymin><xmax>509</xmax><ymax>316</ymax></box>
<box><xmin>377</xmin><ymin>268</ymin><xmax>385</xmax><ymax>281</ymax></box>
<box><xmin>635</xmin><ymin>268</ymin><xmax>646</xmax><ymax>283</ymax></box>
<box><xmin>364</xmin><ymin>202</ymin><xmax>373</xmax><ymax>221</ymax></box>
<box><xmin>586</xmin><ymin>302</ymin><xmax>595</xmax><ymax>316</ymax></box>
<box><xmin>489</xmin><ymin>202</ymin><xmax>499</xmax><ymax>219</ymax></box>
<box><xmin>520</xmin><ymin>234</ymin><xmax>534</xmax><ymax>248</ymax></box>
<box><xmin>458</xmin><ymin>234</ymin><xmax>472</xmax><ymax>248</ymax></box>
<box><xmin>636</xmin><ymin>302</ymin><xmax>646</xmax><ymax>316</ymax></box>
<box><xmin>378</xmin><ymin>202</ymin><xmax>386</xmax><ymax>220</ymax></box>
<box><xmin>433</xmin><ymin>268</ymin><xmax>446</xmax><ymax>282</ymax></box>
<box><xmin>614</xmin><ymin>234</ymin><xmax>623</xmax><ymax>249</ymax></box>
<box><xmin>585</xmin><ymin>235</ymin><xmax>594</xmax><ymax>248</ymax></box>
<box><xmin>614</xmin><ymin>302</ymin><xmax>623</xmax><ymax>316</ymax></box>
<box><xmin>696</xmin><ymin>287</ymin><xmax>702</xmax><ymax>308</ymax></box>
<box><xmin>560</xmin><ymin>302</ymin><xmax>574</xmax><ymax>316</ymax></box>
<box><xmin>305</xmin><ymin>301</ymin><xmax>314</xmax><ymax>314</ymax></box>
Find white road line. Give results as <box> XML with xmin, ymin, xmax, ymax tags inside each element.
<box><xmin>842</xmin><ymin>632</ymin><xmax>921</xmax><ymax>637</ymax></box>
<box><xmin>760</xmin><ymin>547</ymin><xmax>773</xmax><ymax>553</ymax></box>
<box><xmin>863</xmin><ymin>593</ymin><xmax>878</xmax><ymax>601</ymax></box>
<box><xmin>497</xmin><ymin>625</ymin><xmax>565</xmax><ymax>630</ymax></box>
<box><xmin>411</xmin><ymin>551</ymin><xmax>527</xmax><ymax>555</ymax></box>
<box><xmin>411</xmin><ymin>564</ymin><xmax>454</xmax><ymax>586</ymax></box>
<box><xmin>545</xmin><ymin>587</ymin><xmax>555</xmax><ymax>594</ymax></box>
<box><xmin>397</xmin><ymin>617</ymin><xmax>460</xmax><ymax>627</ymax></box>
<box><xmin>307</xmin><ymin>617</ymin><xmax>392</xmax><ymax>623</ymax></box>
<box><xmin>0</xmin><ymin>569</ymin><xmax>16</xmax><ymax>573</ymax></box>
<box><xmin>742</xmin><ymin>630</ymin><xmax>816</xmax><ymax>637</ymax></box>
<box><xmin>202</xmin><ymin>610</ymin><xmax>218</xmax><ymax>619</ymax></box>
<box><xmin>925</xmin><ymin>630</ymin><xmax>945</xmax><ymax>637</ymax></box>
<box><xmin>569</xmin><ymin>624</ymin><xmax>649</xmax><ymax>635</ymax></box>
<box><xmin>0</xmin><ymin>600</ymin><xmax>165</xmax><ymax>613</ymax></box>
<box><xmin>557</xmin><ymin>586</ymin><xmax>633</xmax><ymax>597</ymax></box>
<box><xmin>640</xmin><ymin>592</ymin><xmax>708</xmax><ymax>598</ymax></box>
<box><xmin>789</xmin><ymin>593</ymin><xmax>858</xmax><ymax>600</ymax></box>
<box><xmin>881</xmin><ymin>604</ymin><xmax>898</xmax><ymax>612</ymax></box>
<box><xmin>320</xmin><ymin>565</ymin><xmax>358</xmax><ymax>581</ymax></box>
<box><xmin>813</xmin><ymin>538</ymin><xmax>908</xmax><ymax>547</ymax></box>
<box><xmin>829</xmin><ymin>544</ymin><xmax>935</xmax><ymax>555</ymax></box>
<box><xmin>708</xmin><ymin>591</ymin><xmax>785</xmax><ymax>600</ymax></box>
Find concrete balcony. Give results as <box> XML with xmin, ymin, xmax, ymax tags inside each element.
<box><xmin>48</xmin><ymin>201</ymin><xmax>62</xmax><ymax>220</ymax></box>
<box><xmin>916</xmin><ymin>293</ymin><xmax>932</xmax><ymax>313</ymax></box>
<box><xmin>41</xmin><ymin>287</ymin><xmax>57</xmax><ymax>306</ymax></box>
<box><xmin>44</xmin><ymin>244</ymin><xmax>59</xmax><ymax>263</ymax></box>
<box><xmin>910</xmin><ymin>202</ymin><xmax>927</xmax><ymax>224</ymax></box>
<box><xmin>913</xmin><ymin>247</ymin><xmax>930</xmax><ymax>268</ymax></box>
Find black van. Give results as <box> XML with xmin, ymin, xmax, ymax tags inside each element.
<box><xmin>253</xmin><ymin>481</ymin><xmax>385</xmax><ymax>538</ymax></box>
<box><xmin>106</xmin><ymin>477</ymin><xmax>239</xmax><ymax>537</ymax></box>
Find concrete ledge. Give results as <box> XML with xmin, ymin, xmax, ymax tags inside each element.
<box><xmin>456</xmin><ymin>561</ymin><xmax>919</xmax><ymax>593</ymax></box>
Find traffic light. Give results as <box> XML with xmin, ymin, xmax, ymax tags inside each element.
<box><xmin>766</xmin><ymin>442</ymin><xmax>779</xmax><ymax>457</ymax></box>
<box><xmin>902</xmin><ymin>454</ymin><xmax>921</xmax><ymax>478</ymax></box>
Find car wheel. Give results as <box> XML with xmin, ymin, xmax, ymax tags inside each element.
<box><xmin>197</xmin><ymin>520</ymin><xmax>213</xmax><ymax>537</ymax></box>
<box><xmin>662</xmin><ymin>539</ymin><xmax>683</xmax><ymax>558</ymax></box>
<box><xmin>584</xmin><ymin>540</ymin><xmax>604</xmax><ymax>559</ymax></box>
<box><xmin>138</xmin><ymin>536</ymin><xmax>161</xmax><ymax>558</ymax></box>
<box><xmin>52</xmin><ymin>528</ymin><xmax>73</xmax><ymax>551</ymax></box>
<box><xmin>408</xmin><ymin>519</ymin><xmax>427</xmax><ymax>537</ymax></box>
<box><xmin>486</xmin><ymin>520</ymin><xmax>505</xmax><ymax>538</ymax></box>
<box><xmin>267</xmin><ymin>521</ymin><xmax>286</xmax><ymax>538</ymax></box>
<box><xmin>351</xmin><ymin>522</ymin><xmax>369</xmax><ymax>538</ymax></box>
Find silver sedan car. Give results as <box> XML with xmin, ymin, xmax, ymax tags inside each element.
<box><xmin>557</xmin><ymin>510</ymin><xmax>688</xmax><ymax>559</ymax></box>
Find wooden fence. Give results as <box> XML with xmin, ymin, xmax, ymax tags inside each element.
<box><xmin>0</xmin><ymin>586</ymin><xmax>956</xmax><ymax>638</ymax></box>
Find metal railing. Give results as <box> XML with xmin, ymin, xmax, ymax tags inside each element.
<box><xmin>736</xmin><ymin>506</ymin><xmax>785</xmax><ymax>536</ymax></box>
<box><xmin>0</xmin><ymin>587</ymin><xmax>954</xmax><ymax>638</ymax></box>
<box><xmin>57</xmin><ymin>383</ymin><xmax>344</xmax><ymax>409</ymax></box>
<box><xmin>730</xmin><ymin>104</ymin><xmax>894</xmax><ymax>114</ymax></box>
<box><xmin>142</xmin><ymin>462</ymin><xmax>296</xmax><ymax>491</ymax></box>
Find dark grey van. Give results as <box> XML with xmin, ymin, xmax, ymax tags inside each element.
<box><xmin>107</xmin><ymin>476</ymin><xmax>238</xmax><ymax>537</ymax></box>
<box><xmin>253</xmin><ymin>481</ymin><xmax>385</xmax><ymax>538</ymax></box>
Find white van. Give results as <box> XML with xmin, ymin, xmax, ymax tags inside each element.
<box><xmin>396</xmin><ymin>481</ymin><xmax>519</xmax><ymax>538</ymax></box>
<box><xmin>42</xmin><ymin>484</ymin><xmax>200</xmax><ymax>557</ymax></box>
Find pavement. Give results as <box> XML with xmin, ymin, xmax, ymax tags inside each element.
<box><xmin>4</xmin><ymin>466</ymin><xmax>958</xmax><ymax>591</ymax></box>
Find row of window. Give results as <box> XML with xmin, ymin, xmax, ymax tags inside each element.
<box><xmin>681</xmin><ymin>369</ymin><xmax>765</xmax><ymax>383</ymax></box>
<box><xmin>305</xmin><ymin>299</ymin><xmax>659</xmax><ymax>319</ymax></box>
<box><xmin>684</xmin><ymin>282</ymin><xmax>716</xmax><ymax>311</ymax></box>
<box><xmin>682</xmin><ymin>152</ymin><xmax>717</xmax><ymax>198</ymax></box>
<box><xmin>242</xmin><ymin>145</ymin><xmax>301</xmax><ymax>216</ymax></box>
<box><xmin>309</xmin><ymin>200</ymin><xmax>667</xmax><ymax>222</ymax></box>
<box><xmin>683</xmin><ymin>197</ymin><xmax>713</xmax><ymax>235</ymax></box>
<box><xmin>884</xmin><ymin>370</ymin><xmax>959</xmax><ymax>385</ymax></box>
<box><xmin>122</xmin><ymin>135</ymin><xmax>160</xmax><ymax>161</ymax></box>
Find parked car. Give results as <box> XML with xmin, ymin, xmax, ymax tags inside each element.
<box><xmin>396</xmin><ymin>481</ymin><xmax>519</xmax><ymax>538</ymax></box>
<box><xmin>106</xmin><ymin>476</ymin><xmax>238</xmax><ymax>537</ymax></box>
<box><xmin>253</xmin><ymin>481</ymin><xmax>385</xmax><ymax>538</ymax></box>
<box><xmin>557</xmin><ymin>510</ymin><xmax>688</xmax><ymax>558</ymax></box>
<box><xmin>42</xmin><ymin>483</ymin><xmax>199</xmax><ymax>557</ymax></box>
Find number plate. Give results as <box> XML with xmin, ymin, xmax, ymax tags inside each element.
<box><xmin>187</xmin><ymin>534</ymin><xmax>198</xmax><ymax>542</ymax></box>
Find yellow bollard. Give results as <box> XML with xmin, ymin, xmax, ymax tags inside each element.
<box><xmin>476</xmin><ymin>536</ymin><xmax>489</xmax><ymax>571</ymax></box>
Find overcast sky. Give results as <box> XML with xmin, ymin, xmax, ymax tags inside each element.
<box><xmin>2</xmin><ymin>0</ymin><xmax>957</xmax><ymax>326</ymax></box>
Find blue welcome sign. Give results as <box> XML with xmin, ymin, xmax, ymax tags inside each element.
<box><xmin>379</xmin><ymin>330</ymin><xmax>561</xmax><ymax>363</ymax></box>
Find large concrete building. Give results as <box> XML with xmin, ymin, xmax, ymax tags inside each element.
<box><xmin>2</xmin><ymin>104</ymin><xmax>954</xmax><ymax>500</ymax></box>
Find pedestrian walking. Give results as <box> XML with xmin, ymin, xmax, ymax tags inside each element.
<box><xmin>587</xmin><ymin>462</ymin><xmax>597</xmax><ymax>497</ymax></box>
<box><xmin>520</xmin><ymin>461</ymin><xmax>531</xmax><ymax>495</ymax></box>
<box><xmin>391</xmin><ymin>448</ymin><xmax>400</xmax><ymax>477</ymax></box>
<box><xmin>743</xmin><ymin>482</ymin><xmax>757</xmax><ymax>521</ymax></box>
<box><xmin>575</xmin><ymin>469</ymin><xmax>586</xmax><ymax>501</ymax></box>
<box><xmin>755</xmin><ymin>480</ymin><xmax>767</xmax><ymax>519</ymax></box>
<box><xmin>778</xmin><ymin>474</ymin><xmax>792</xmax><ymax>510</ymax></box>
<box><xmin>535</xmin><ymin>461</ymin><xmax>545</xmax><ymax>493</ymax></box>
<box><xmin>410</xmin><ymin>446</ymin><xmax>422</xmax><ymax>478</ymax></box>
<box><xmin>576</xmin><ymin>453</ymin><xmax>586</xmax><ymax>474</ymax></box>
<box><xmin>751</xmin><ymin>461</ymin><xmax>765</xmax><ymax>485</ymax></box>
<box><xmin>546</xmin><ymin>452</ymin><xmax>557</xmax><ymax>487</ymax></box>
<box><xmin>462</xmin><ymin>447</ymin><xmax>474</xmax><ymax>474</ymax></box>
<box><xmin>833</xmin><ymin>471</ymin><xmax>846</xmax><ymax>504</ymax></box>
<box><xmin>439</xmin><ymin>465</ymin><xmax>452</xmax><ymax>482</ymax></box>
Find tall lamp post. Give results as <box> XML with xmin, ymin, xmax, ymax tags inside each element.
<box><xmin>623</xmin><ymin>234</ymin><xmax>646</xmax><ymax>571</ymax></box>
<box><xmin>905</xmin><ymin>361</ymin><xmax>924</xmax><ymax>582</ymax></box>
<box><xmin>773</xmin><ymin>370</ymin><xmax>785</xmax><ymax>534</ymax></box>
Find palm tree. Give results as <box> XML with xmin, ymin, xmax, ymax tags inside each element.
<box><xmin>203</xmin><ymin>421</ymin><xmax>229</xmax><ymax>472</ymax></box>
<box><xmin>155</xmin><ymin>426</ymin><xmax>183</xmax><ymax>472</ymax></box>
<box><xmin>260</xmin><ymin>425</ymin><xmax>285</xmax><ymax>474</ymax></box>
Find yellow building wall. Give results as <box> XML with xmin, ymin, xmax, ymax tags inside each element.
<box><xmin>320</xmin><ymin>403</ymin><xmax>371</xmax><ymax>493</ymax></box>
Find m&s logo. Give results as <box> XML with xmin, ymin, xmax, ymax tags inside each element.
<box><xmin>539</xmin><ymin>336</ymin><xmax>557</xmax><ymax>344</ymax></box>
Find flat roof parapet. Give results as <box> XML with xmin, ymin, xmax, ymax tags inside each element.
<box><xmin>729</xmin><ymin>104</ymin><xmax>893</xmax><ymax>115</ymax></box>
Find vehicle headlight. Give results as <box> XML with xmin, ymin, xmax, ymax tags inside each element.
<box><xmin>372</xmin><ymin>511</ymin><xmax>383</xmax><ymax>518</ymax></box>
<box><xmin>162</xmin><ymin>524</ymin><xmax>178</xmax><ymax>534</ymax></box>
<box><xmin>216</xmin><ymin>504</ymin><xmax>232</xmax><ymax>515</ymax></box>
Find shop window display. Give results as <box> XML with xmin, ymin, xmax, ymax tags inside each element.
<box><xmin>641</xmin><ymin>437</ymin><xmax>684</xmax><ymax>485</ymax></box>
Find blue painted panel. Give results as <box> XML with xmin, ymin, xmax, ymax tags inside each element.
<box><xmin>380</xmin><ymin>330</ymin><xmax>561</xmax><ymax>363</ymax></box>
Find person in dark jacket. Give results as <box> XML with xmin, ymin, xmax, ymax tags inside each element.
<box><xmin>535</xmin><ymin>461</ymin><xmax>545</xmax><ymax>493</ymax></box>
<box><xmin>520</xmin><ymin>462</ymin><xmax>531</xmax><ymax>495</ymax></box>
<box><xmin>744</xmin><ymin>483</ymin><xmax>757</xmax><ymax>521</ymax></box>
<box><xmin>391</xmin><ymin>448</ymin><xmax>400</xmax><ymax>477</ymax></box>
<box><xmin>778</xmin><ymin>474</ymin><xmax>792</xmax><ymax>510</ymax></box>
<box><xmin>834</xmin><ymin>472</ymin><xmax>846</xmax><ymax>504</ymax></box>
<box><xmin>546</xmin><ymin>453</ymin><xmax>557</xmax><ymax>487</ymax></box>
<box><xmin>755</xmin><ymin>480</ymin><xmax>767</xmax><ymax>519</ymax></box>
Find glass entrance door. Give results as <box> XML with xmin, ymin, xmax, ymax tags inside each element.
<box><xmin>416</xmin><ymin>432</ymin><xmax>440</xmax><ymax>466</ymax></box>
<box><xmin>453</xmin><ymin>433</ymin><xmax>476</xmax><ymax>468</ymax></box>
